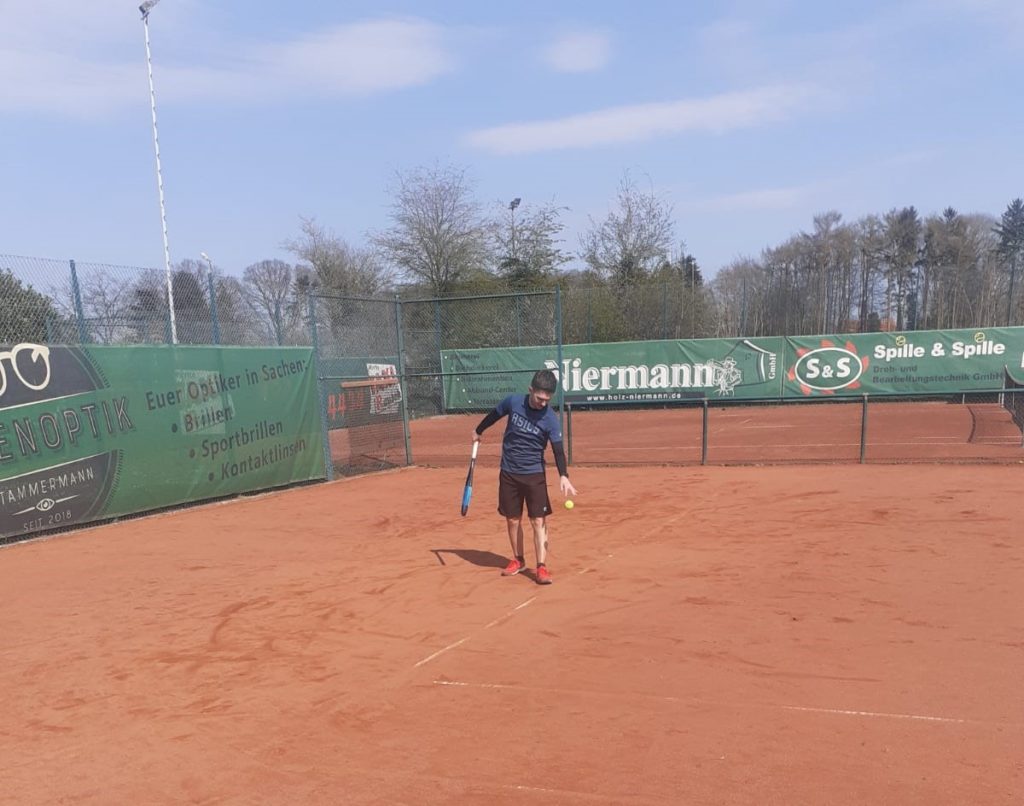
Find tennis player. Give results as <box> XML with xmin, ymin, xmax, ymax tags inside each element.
<box><xmin>472</xmin><ymin>369</ymin><xmax>577</xmax><ymax>585</ymax></box>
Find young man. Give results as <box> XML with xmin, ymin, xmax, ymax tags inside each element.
<box><xmin>472</xmin><ymin>369</ymin><xmax>578</xmax><ymax>585</ymax></box>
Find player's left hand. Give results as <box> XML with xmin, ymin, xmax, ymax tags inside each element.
<box><xmin>559</xmin><ymin>476</ymin><xmax>577</xmax><ymax>497</ymax></box>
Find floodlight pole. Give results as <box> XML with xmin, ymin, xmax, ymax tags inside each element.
<box><xmin>141</xmin><ymin>0</ymin><xmax>178</xmax><ymax>344</ymax></box>
<box><xmin>200</xmin><ymin>251</ymin><xmax>214</xmax><ymax>283</ymax></box>
<box><xmin>509</xmin><ymin>197</ymin><xmax>521</xmax><ymax>264</ymax></box>
<box><xmin>200</xmin><ymin>251</ymin><xmax>221</xmax><ymax>344</ymax></box>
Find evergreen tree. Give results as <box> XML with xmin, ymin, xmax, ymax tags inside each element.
<box><xmin>0</xmin><ymin>268</ymin><xmax>61</xmax><ymax>343</ymax></box>
<box><xmin>994</xmin><ymin>198</ymin><xmax>1024</xmax><ymax>325</ymax></box>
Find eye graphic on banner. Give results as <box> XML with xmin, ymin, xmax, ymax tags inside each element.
<box><xmin>0</xmin><ymin>343</ymin><xmax>51</xmax><ymax>400</ymax></box>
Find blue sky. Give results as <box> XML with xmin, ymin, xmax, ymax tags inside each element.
<box><xmin>2</xmin><ymin>0</ymin><xmax>1022</xmax><ymax>279</ymax></box>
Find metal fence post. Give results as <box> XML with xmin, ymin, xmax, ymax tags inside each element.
<box><xmin>555</xmin><ymin>287</ymin><xmax>565</xmax><ymax>436</ymax></box>
<box><xmin>394</xmin><ymin>295</ymin><xmax>413</xmax><ymax>466</ymax></box>
<box><xmin>587</xmin><ymin>291</ymin><xmax>593</xmax><ymax>343</ymax></box>
<box><xmin>1019</xmin><ymin>389</ymin><xmax>1024</xmax><ymax>448</ymax></box>
<box><xmin>207</xmin><ymin>272</ymin><xmax>220</xmax><ymax>344</ymax></box>
<box><xmin>433</xmin><ymin>299</ymin><xmax>445</xmax><ymax>415</ymax></box>
<box><xmin>566</xmin><ymin>403</ymin><xmax>573</xmax><ymax>466</ymax></box>
<box><xmin>69</xmin><ymin>260</ymin><xmax>89</xmax><ymax>343</ymax></box>
<box><xmin>662</xmin><ymin>281</ymin><xmax>668</xmax><ymax>339</ymax></box>
<box><xmin>859</xmin><ymin>394</ymin><xmax>869</xmax><ymax>463</ymax></box>
<box><xmin>701</xmin><ymin>399</ymin><xmax>709</xmax><ymax>465</ymax></box>
<box><xmin>308</xmin><ymin>293</ymin><xmax>334</xmax><ymax>481</ymax></box>
<box><xmin>739</xmin><ymin>279</ymin><xmax>748</xmax><ymax>337</ymax></box>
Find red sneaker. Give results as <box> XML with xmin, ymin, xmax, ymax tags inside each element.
<box><xmin>536</xmin><ymin>565</ymin><xmax>553</xmax><ymax>585</ymax></box>
<box><xmin>501</xmin><ymin>558</ymin><xmax>525</xmax><ymax>576</ymax></box>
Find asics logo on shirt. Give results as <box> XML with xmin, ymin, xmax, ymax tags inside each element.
<box><xmin>510</xmin><ymin>411</ymin><xmax>541</xmax><ymax>435</ymax></box>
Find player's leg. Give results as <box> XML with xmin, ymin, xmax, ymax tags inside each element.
<box><xmin>529</xmin><ymin>516</ymin><xmax>547</xmax><ymax>564</ymax></box>
<box><xmin>524</xmin><ymin>474</ymin><xmax>554</xmax><ymax>584</ymax></box>
<box><xmin>498</xmin><ymin>471</ymin><xmax>527</xmax><ymax>576</ymax></box>
<box><xmin>506</xmin><ymin>517</ymin><xmax>525</xmax><ymax>559</ymax></box>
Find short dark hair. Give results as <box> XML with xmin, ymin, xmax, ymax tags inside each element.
<box><xmin>531</xmin><ymin>369</ymin><xmax>558</xmax><ymax>393</ymax></box>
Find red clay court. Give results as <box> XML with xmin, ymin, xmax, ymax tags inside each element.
<box><xmin>2</xmin><ymin>453</ymin><xmax>1021</xmax><ymax>804</ymax></box>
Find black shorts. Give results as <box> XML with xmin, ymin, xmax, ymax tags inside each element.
<box><xmin>497</xmin><ymin>470</ymin><xmax>552</xmax><ymax>519</ymax></box>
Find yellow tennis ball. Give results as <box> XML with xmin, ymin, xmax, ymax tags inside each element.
<box><xmin>564</xmin><ymin>499</ymin><xmax>574</xmax><ymax>510</ymax></box>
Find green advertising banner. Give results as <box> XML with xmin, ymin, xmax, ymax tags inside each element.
<box><xmin>442</xmin><ymin>326</ymin><xmax>1024</xmax><ymax>410</ymax></box>
<box><xmin>441</xmin><ymin>337</ymin><xmax>784</xmax><ymax>409</ymax></box>
<box><xmin>784</xmin><ymin>327</ymin><xmax>1024</xmax><ymax>396</ymax></box>
<box><xmin>0</xmin><ymin>344</ymin><xmax>325</xmax><ymax>541</ymax></box>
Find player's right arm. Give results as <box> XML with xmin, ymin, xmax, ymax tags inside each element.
<box><xmin>472</xmin><ymin>396</ymin><xmax>511</xmax><ymax>441</ymax></box>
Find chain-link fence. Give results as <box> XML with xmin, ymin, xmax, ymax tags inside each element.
<box><xmin>308</xmin><ymin>289</ymin><xmax>562</xmax><ymax>474</ymax></box>
<box><xmin>1</xmin><ymin>254</ymin><xmax>310</xmax><ymax>347</ymax></box>
<box><xmin>401</xmin><ymin>291</ymin><xmax>558</xmax><ymax>418</ymax></box>
<box><xmin>309</xmin><ymin>293</ymin><xmax>408</xmax><ymax>477</ymax></box>
<box><xmin>4</xmin><ymin>252</ymin><xmax>718</xmax><ymax>349</ymax></box>
<box><xmin>561</xmin><ymin>280</ymin><xmax>709</xmax><ymax>344</ymax></box>
<box><xmin>401</xmin><ymin>291</ymin><xmax>561</xmax><ymax>468</ymax></box>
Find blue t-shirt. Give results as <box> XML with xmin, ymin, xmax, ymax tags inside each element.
<box><xmin>496</xmin><ymin>394</ymin><xmax>562</xmax><ymax>475</ymax></box>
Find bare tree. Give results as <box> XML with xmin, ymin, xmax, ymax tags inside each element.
<box><xmin>855</xmin><ymin>214</ymin><xmax>887</xmax><ymax>331</ymax></box>
<box><xmin>243</xmin><ymin>259</ymin><xmax>295</xmax><ymax>344</ymax></box>
<box><xmin>881</xmin><ymin>207</ymin><xmax>921</xmax><ymax>330</ymax></box>
<box><xmin>283</xmin><ymin>217</ymin><xmax>394</xmax><ymax>347</ymax></box>
<box><xmin>51</xmin><ymin>268</ymin><xmax>131</xmax><ymax>344</ymax></box>
<box><xmin>962</xmin><ymin>213</ymin><xmax>1000</xmax><ymax>326</ymax></box>
<box><xmin>205</xmin><ymin>274</ymin><xmax>247</xmax><ymax>345</ymax></box>
<box><xmin>579</xmin><ymin>174</ymin><xmax>675</xmax><ymax>287</ymax></box>
<box><xmin>284</xmin><ymin>216</ymin><xmax>392</xmax><ymax>296</ymax></box>
<box><xmin>372</xmin><ymin>164</ymin><xmax>491</xmax><ymax>294</ymax></box>
<box><xmin>170</xmin><ymin>259</ymin><xmax>213</xmax><ymax>344</ymax></box>
<box><xmin>920</xmin><ymin>209</ymin><xmax>961</xmax><ymax>329</ymax></box>
<box><xmin>126</xmin><ymin>269</ymin><xmax>171</xmax><ymax>344</ymax></box>
<box><xmin>711</xmin><ymin>258</ymin><xmax>764</xmax><ymax>337</ymax></box>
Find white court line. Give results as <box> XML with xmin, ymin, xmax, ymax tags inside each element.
<box><xmin>584</xmin><ymin>438</ymin><xmax>979</xmax><ymax>452</ymax></box>
<box><xmin>776</xmin><ymin>704</ymin><xmax>967</xmax><ymax>724</ymax></box>
<box><xmin>413</xmin><ymin>637</ymin><xmax>470</xmax><ymax>668</ymax></box>
<box><xmin>414</xmin><ymin>599</ymin><xmax>534</xmax><ymax>668</ymax></box>
<box><xmin>483</xmin><ymin>595</ymin><xmax>538</xmax><ymax>629</ymax></box>
<box><xmin>432</xmin><ymin>680</ymin><xmax>996</xmax><ymax>726</ymax></box>
<box><xmin>414</xmin><ymin>554</ymin><xmax>615</xmax><ymax>669</ymax></box>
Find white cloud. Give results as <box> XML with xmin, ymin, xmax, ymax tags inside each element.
<box><xmin>465</xmin><ymin>84</ymin><xmax>820</xmax><ymax>155</ymax></box>
<box><xmin>542</xmin><ymin>31</ymin><xmax>611</xmax><ymax>73</ymax></box>
<box><xmin>0</xmin><ymin>13</ymin><xmax>454</xmax><ymax>117</ymax></box>
<box><xmin>0</xmin><ymin>50</ymin><xmax>140</xmax><ymax>118</ymax></box>
<box><xmin>259</xmin><ymin>21</ymin><xmax>454</xmax><ymax>96</ymax></box>
<box><xmin>1</xmin><ymin>0</ymin><xmax>146</xmax><ymax>45</ymax></box>
<box><xmin>697</xmin><ymin>186</ymin><xmax>809</xmax><ymax>212</ymax></box>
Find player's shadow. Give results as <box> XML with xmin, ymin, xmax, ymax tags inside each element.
<box><xmin>431</xmin><ymin>548</ymin><xmax>507</xmax><ymax>569</ymax></box>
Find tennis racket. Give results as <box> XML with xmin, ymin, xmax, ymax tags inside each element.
<box><xmin>460</xmin><ymin>440</ymin><xmax>479</xmax><ymax>516</ymax></box>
